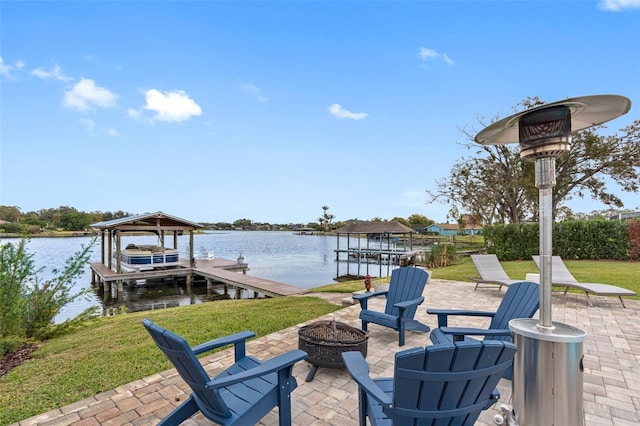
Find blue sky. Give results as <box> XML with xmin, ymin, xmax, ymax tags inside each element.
<box><xmin>1</xmin><ymin>0</ymin><xmax>639</xmax><ymax>224</ymax></box>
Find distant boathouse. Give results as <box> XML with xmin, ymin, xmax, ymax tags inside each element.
<box><xmin>334</xmin><ymin>220</ymin><xmax>417</xmax><ymax>280</ymax></box>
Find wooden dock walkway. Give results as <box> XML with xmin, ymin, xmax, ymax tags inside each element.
<box><xmin>192</xmin><ymin>263</ymin><xmax>311</xmax><ymax>298</ymax></box>
<box><xmin>89</xmin><ymin>262</ymin><xmax>189</xmax><ymax>282</ymax></box>
<box><xmin>89</xmin><ymin>257</ymin><xmax>310</xmax><ymax>298</ymax></box>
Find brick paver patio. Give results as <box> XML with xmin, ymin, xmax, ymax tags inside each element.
<box><xmin>13</xmin><ymin>278</ymin><xmax>640</xmax><ymax>425</ymax></box>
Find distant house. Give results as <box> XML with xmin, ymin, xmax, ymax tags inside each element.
<box><xmin>609</xmin><ymin>211</ymin><xmax>640</xmax><ymax>221</ymax></box>
<box><xmin>424</xmin><ymin>223</ymin><xmax>481</xmax><ymax>236</ymax></box>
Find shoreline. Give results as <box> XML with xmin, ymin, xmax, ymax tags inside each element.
<box><xmin>0</xmin><ymin>231</ymin><xmax>96</xmax><ymax>238</ymax></box>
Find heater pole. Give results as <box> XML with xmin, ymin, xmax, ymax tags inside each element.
<box><xmin>536</xmin><ymin>157</ymin><xmax>555</xmax><ymax>329</ymax></box>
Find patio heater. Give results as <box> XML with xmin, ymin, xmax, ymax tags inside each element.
<box><xmin>475</xmin><ymin>95</ymin><xmax>631</xmax><ymax>425</ymax></box>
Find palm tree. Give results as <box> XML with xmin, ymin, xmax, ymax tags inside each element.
<box><xmin>320</xmin><ymin>206</ymin><xmax>334</xmax><ymax>231</ymax></box>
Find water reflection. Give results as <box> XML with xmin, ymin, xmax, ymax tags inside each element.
<box><xmin>98</xmin><ymin>276</ymin><xmax>262</xmax><ymax>315</ymax></box>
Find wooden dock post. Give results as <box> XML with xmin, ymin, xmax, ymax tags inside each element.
<box><xmin>103</xmin><ymin>282</ymin><xmax>111</xmax><ymax>301</ymax></box>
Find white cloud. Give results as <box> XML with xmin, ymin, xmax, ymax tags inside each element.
<box><xmin>108</xmin><ymin>128</ymin><xmax>120</xmax><ymax>136</ymax></box>
<box><xmin>31</xmin><ymin>64</ymin><xmax>72</xmax><ymax>81</ymax></box>
<box><xmin>63</xmin><ymin>78</ymin><xmax>118</xmax><ymax>111</ymax></box>
<box><xmin>130</xmin><ymin>89</ymin><xmax>202</xmax><ymax>123</ymax></box>
<box><xmin>0</xmin><ymin>56</ymin><xmax>25</xmax><ymax>78</ymax></box>
<box><xmin>418</xmin><ymin>47</ymin><xmax>454</xmax><ymax>66</ymax></box>
<box><xmin>328</xmin><ymin>103</ymin><xmax>368</xmax><ymax>120</ymax></box>
<box><xmin>241</xmin><ymin>83</ymin><xmax>268</xmax><ymax>102</ymax></box>
<box><xmin>419</xmin><ymin>48</ymin><xmax>439</xmax><ymax>60</ymax></box>
<box><xmin>598</xmin><ymin>0</ymin><xmax>640</xmax><ymax>11</ymax></box>
<box><xmin>127</xmin><ymin>108</ymin><xmax>142</xmax><ymax>121</ymax></box>
<box><xmin>0</xmin><ymin>57</ymin><xmax>11</xmax><ymax>77</ymax></box>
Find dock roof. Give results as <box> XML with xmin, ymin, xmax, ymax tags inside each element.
<box><xmin>90</xmin><ymin>211</ymin><xmax>203</xmax><ymax>231</ymax></box>
<box><xmin>335</xmin><ymin>220</ymin><xmax>416</xmax><ymax>234</ymax></box>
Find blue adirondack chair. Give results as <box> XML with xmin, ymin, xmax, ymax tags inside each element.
<box><xmin>353</xmin><ymin>267</ymin><xmax>430</xmax><ymax>346</ymax></box>
<box><xmin>142</xmin><ymin>319</ymin><xmax>307</xmax><ymax>426</ymax></box>
<box><xmin>342</xmin><ymin>339</ymin><xmax>517</xmax><ymax>426</ymax></box>
<box><xmin>427</xmin><ymin>281</ymin><xmax>539</xmax><ymax>379</ymax></box>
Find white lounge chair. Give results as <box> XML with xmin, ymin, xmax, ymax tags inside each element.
<box><xmin>469</xmin><ymin>254</ymin><xmax>523</xmax><ymax>290</ymax></box>
<box><xmin>532</xmin><ymin>256</ymin><xmax>636</xmax><ymax>308</ymax></box>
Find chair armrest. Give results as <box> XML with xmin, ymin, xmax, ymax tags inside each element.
<box><xmin>192</xmin><ymin>331</ymin><xmax>256</xmax><ymax>360</ymax></box>
<box><xmin>439</xmin><ymin>327</ymin><xmax>511</xmax><ymax>338</ymax></box>
<box><xmin>205</xmin><ymin>350</ymin><xmax>308</xmax><ymax>389</ymax></box>
<box><xmin>353</xmin><ymin>291</ymin><xmax>388</xmax><ymax>309</ymax></box>
<box><xmin>341</xmin><ymin>352</ymin><xmax>393</xmax><ymax>407</ymax></box>
<box><xmin>394</xmin><ymin>296</ymin><xmax>425</xmax><ymax>312</ymax></box>
<box><xmin>426</xmin><ymin>309</ymin><xmax>496</xmax><ymax>327</ymax></box>
<box><xmin>353</xmin><ymin>291</ymin><xmax>388</xmax><ymax>300</ymax></box>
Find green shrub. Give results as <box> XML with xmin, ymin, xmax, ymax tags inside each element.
<box><xmin>0</xmin><ymin>240</ymin><xmax>31</xmax><ymax>337</ymax></box>
<box><xmin>553</xmin><ymin>220</ymin><xmax>627</xmax><ymax>260</ymax></box>
<box><xmin>483</xmin><ymin>223</ymin><xmax>538</xmax><ymax>261</ymax></box>
<box><xmin>0</xmin><ymin>238</ymin><xmax>97</xmax><ymax>340</ymax></box>
<box><xmin>0</xmin><ymin>223</ymin><xmax>24</xmax><ymax>234</ymax></box>
<box><xmin>422</xmin><ymin>243</ymin><xmax>457</xmax><ymax>268</ymax></box>
<box><xmin>484</xmin><ymin>220</ymin><xmax>631</xmax><ymax>260</ymax></box>
<box><xmin>0</xmin><ymin>336</ymin><xmax>26</xmax><ymax>356</ymax></box>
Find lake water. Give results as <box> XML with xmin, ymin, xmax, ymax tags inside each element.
<box><xmin>1</xmin><ymin>231</ymin><xmax>379</xmax><ymax>322</ymax></box>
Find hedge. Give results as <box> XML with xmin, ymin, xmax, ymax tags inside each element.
<box><xmin>484</xmin><ymin>220</ymin><xmax>637</xmax><ymax>261</ymax></box>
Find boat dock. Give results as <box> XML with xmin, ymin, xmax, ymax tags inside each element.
<box><xmin>192</xmin><ymin>259</ymin><xmax>311</xmax><ymax>298</ymax></box>
<box><xmin>333</xmin><ymin>248</ymin><xmax>419</xmax><ymax>281</ymax></box>
<box><xmin>88</xmin><ymin>212</ymin><xmax>310</xmax><ymax>303</ymax></box>
<box><xmin>90</xmin><ymin>257</ymin><xmax>310</xmax><ymax>299</ymax></box>
<box><xmin>336</xmin><ymin>248</ymin><xmax>418</xmax><ymax>264</ymax></box>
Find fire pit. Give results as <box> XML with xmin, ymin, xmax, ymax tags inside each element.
<box><xmin>298</xmin><ymin>319</ymin><xmax>368</xmax><ymax>382</ymax></box>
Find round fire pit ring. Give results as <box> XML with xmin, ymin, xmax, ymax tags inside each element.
<box><xmin>298</xmin><ymin>319</ymin><xmax>368</xmax><ymax>382</ymax></box>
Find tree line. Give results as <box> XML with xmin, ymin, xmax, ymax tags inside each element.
<box><xmin>0</xmin><ymin>206</ymin><xmax>133</xmax><ymax>233</ymax></box>
<box><xmin>0</xmin><ymin>205</ymin><xmax>438</xmax><ymax>234</ymax></box>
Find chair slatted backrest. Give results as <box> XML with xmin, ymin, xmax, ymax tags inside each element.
<box><xmin>391</xmin><ymin>340</ymin><xmax>517</xmax><ymax>425</ymax></box>
<box><xmin>384</xmin><ymin>267</ymin><xmax>430</xmax><ymax>318</ymax></box>
<box><xmin>487</xmin><ymin>281</ymin><xmax>539</xmax><ymax>341</ymax></box>
<box><xmin>471</xmin><ymin>254</ymin><xmax>512</xmax><ymax>281</ymax></box>
<box><xmin>142</xmin><ymin>319</ymin><xmax>230</xmax><ymax>419</ymax></box>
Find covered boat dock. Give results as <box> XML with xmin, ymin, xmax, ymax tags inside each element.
<box><xmin>89</xmin><ymin>212</ymin><xmax>203</xmax><ymax>294</ymax></box>
<box><xmin>334</xmin><ymin>220</ymin><xmax>418</xmax><ymax>280</ymax></box>
<box><xmin>89</xmin><ymin>212</ymin><xmax>308</xmax><ymax>298</ymax></box>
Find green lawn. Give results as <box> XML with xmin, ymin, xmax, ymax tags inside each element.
<box><xmin>428</xmin><ymin>257</ymin><xmax>640</xmax><ymax>296</ymax></box>
<box><xmin>0</xmin><ymin>296</ymin><xmax>341</xmax><ymax>425</ymax></box>
<box><xmin>313</xmin><ymin>258</ymin><xmax>640</xmax><ymax>296</ymax></box>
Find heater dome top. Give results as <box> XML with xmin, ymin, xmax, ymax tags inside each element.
<box><xmin>475</xmin><ymin>94</ymin><xmax>631</xmax><ymax>146</ymax></box>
